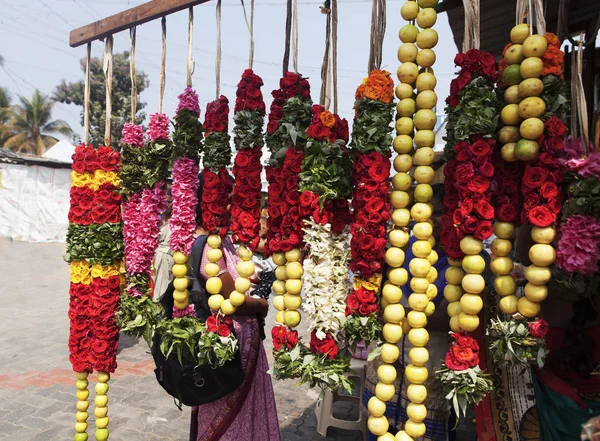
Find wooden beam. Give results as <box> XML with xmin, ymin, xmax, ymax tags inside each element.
<box><xmin>69</xmin><ymin>0</ymin><xmax>212</xmax><ymax>48</ymax></box>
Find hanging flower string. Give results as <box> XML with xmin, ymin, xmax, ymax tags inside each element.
<box><xmin>343</xmin><ymin>70</ymin><xmax>394</xmax><ymax>349</ymax></box>
<box><xmin>170</xmin><ymin>87</ymin><xmax>203</xmax><ymax>317</ymax></box>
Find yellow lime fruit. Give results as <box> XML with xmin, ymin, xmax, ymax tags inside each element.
<box><xmin>381</xmin><ymin>343</ymin><xmax>400</xmax><ymax>364</ymax></box>
<box><xmin>427</xmin><ymin>301</ymin><xmax>437</xmax><ymax>315</ymax></box>
<box><xmin>524</xmin><ymin>283</ymin><xmax>548</xmax><ymax>302</ymax></box>
<box><xmin>522</xmin><ymin>34</ymin><xmax>548</xmax><ymax>57</ymax></box>
<box><xmin>520</xmin><ymin>117</ymin><xmax>545</xmax><ymax>140</ymax></box>
<box><xmin>221</xmin><ymin>299</ymin><xmax>236</xmax><ymax>315</ymax></box>
<box><xmin>494</xmin><ymin>275</ymin><xmax>516</xmax><ymax>296</ymax></box>
<box><xmin>392</xmin><ymin>208</ymin><xmax>411</xmax><ymax>227</ymax></box>
<box><xmin>451</xmin><ymin>258</ymin><xmax>463</xmax><ymax>267</ymax></box>
<box><xmin>498</xmin><ymin>126</ymin><xmax>521</xmax><ymax>144</ymax></box>
<box><xmin>531</xmin><ymin>226</ymin><xmax>556</xmax><ymax>244</ymax></box>
<box><xmin>428</xmin><ymin>235</ymin><xmax>436</xmax><ymax>248</ymax></box>
<box><xmin>75</xmin><ymin>422</ymin><xmax>88</xmax><ymax>433</ymax></box>
<box><xmin>237</xmin><ymin>245</ymin><xmax>253</xmax><ymax>261</ymax></box>
<box><xmin>445</xmin><ymin>266</ymin><xmax>465</xmax><ymax>285</ymax></box>
<box><xmin>378</xmin><ymin>364</ymin><xmax>398</xmax><ymax>384</ymax></box>
<box><xmin>76</xmin><ymin>400</ymin><xmax>89</xmax><ymax>412</ymax></box>
<box><xmin>207</xmin><ymin>234</ymin><xmax>222</xmax><ymax>248</ymax></box>
<box><xmin>272</xmin><ymin>252</ymin><xmax>286</xmax><ymax>266</ymax></box>
<box><xmin>396</xmin><ymin>117</ymin><xmax>415</xmax><ymax>136</ymax></box>
<box><xmin>173</xmin><ymin>251</ymin><xmax>188</xmax><ymax>264</ymax></box>
<box><xmin>515</xmin><ymin>139</ymin><xmax>539</xmax><ymax>161</ymax></box>
<box><xmin>449</xmin><ymin>315</ymin><xmax>462</xmax><ymax>332</ymax></box>
<box><xmin>407</xmin><ymin>311</ymin><xmax>428</xmax><ymax>328</ymax></box>
<box><xmin>95</xmin><ymin>382</ymin><xmax>108</xmax><ymax>395</ymax></box>
<box><xmin>526</xmin><ymin>265</ymin><xmax>552</xmax><ymax>285</ymax></box>
<box><xmin>284</xmin><ymin>293</ymin><xmax>302</xmax><ymax>310</ymax></box>
<box><xmin>414</xmin><ymin>166</ymin><xmax>435</xmax><ymax>184</ymax></box>
<box><xmin>397</xmin><ymin>62</ymin><xmax>419</xmax><ymax>84</ymax></box>
<box><xmin>272</xmin><ymin>295</ymin><xmax>285</xmax><ymax>311</ymax></box>
<box><xmin>414</xmin><ymin>129</ymin><xmax>435</xmax><ymax>147</ymax></box>
<box><xmin>399</xmin><ymin>24</ymin><xmax>420</xmax><ymax>43</ymax></box>
<box><xmin>398</xmin><ymin>43</ymin><xmax>418</xmax><ymax>62</ymax></box>
<box><xmin>414</xmin><ymin>109</ymin><xmax>437</xmax><ymax>130</ymax></box>
<box><xmin>405</xmin><ymin>420</ymin><xmax>426</xmax><ymax>438</ymax></box>
<box><xmin>74</xmin><ymin>431</ymin><xmax>88</xmax><ymax>441</ymax></box>
<box><xmin>396</xmin><ymin>83</ymin><xmax>415</xmax><ymax>100</ymax></box>
<box><xmin>388</xmin><ymin>268</ymin><xmax>409</xmax><ymax>287</ymax></box>
<box><xmin>94</xmin><ymin>406</ymin><xmax>108</xmax><ymax>418</ymax></box>
<box><xmin>391</xmin><ymin>190</ymin><xmax>411</xmax><ymax>209</ymax></box>
<box><xmin>499</xmin><ymin>295</ymin><xmax>518</xmax><ymax>314</ymax></box>
<box><xmin>94</xmin><ymin>394</ymin><xmax>107</xmax><ymax>407</ymax></box>
<box><xmin>375</xmin><ymin>382</ymin><xmax>396</xmax><ymax>402</ymax></box>
<box><xmin>519</xmin><ymin>97</ymin><xmax>546</xmax><ymax>119</ymax></box>
<box><xmin>501</xmin><ymin>64</ymin><xmax>523</xmax><ymax>86</ymax></box>
<box><xmin>416</xmin><ymin>49</ymin><xmax>436</xmax><ymax>69</ymax></box>
<box><xmin>447</xmin><ymin>301</ymin><xmax>462</xmax><ymax>317</ymax></box>
<box><xmin>428</xmin><ymin>250</ymin><xmax>439</xmax><ymax>266</ymax></box>
<box><xmin>413</xmin><ymin>222</ymin><xmax>433</xmax><ymax>240</ymax></box>
<box><xmin>408</xmin><ymin>293</ymin><xmax>429</xmax><ymax>312</ymax></box>
<box><xmin>284</xmin><ymin>310</ymin><xmax>301</xmax><ymax>327</ymax></box>
<box><xmin>426</xmin><ymin>266</ymin><xmax>438</xmax><ymax>284</ymax></box>
<box><xmin>409</xmin><ymin>258</ymin><xmax>431</xmax><ymax>278</ymax></box>
<box><xmin>206</xmin><ymin>248</ymin><xmax>223</xmax><ymax>263</ymax></box>
<box><xmin>383</xmin><ymin>304</ymin><xmax>406</xmax><ymax>324</ymax></box>
<box><xmin>444</xmin><ymin>284</ymin><xmax>463</xmax><ymax>302</ymax></box>
<box><xmin>95</xmin><ymin>429</ymin><xmax>109</xmax><ymax>441</ymax></box>
<box><xmin>407</xmin><ymin>403</ymin><xmax>427</xmax><ymax>423</ymax></box>
<box><xmin>520</xmin><ymin>57</ymin><xmax>543</xmax><ymax>79</ymax></box>
<box><xmin>426</xmin><ymin>283</ymin><xmax>438</xmax><ymax>300</ymax></box>
<box><xmin>173</xmin><ymin>277</ymin><xmax>189</xmax><ymax>291</ymax></box>
<box><xmin>234</xmin><ymin>277</ymin><xmax>251</xmax><ymax>293</ymax></box>
<box><xmin>237</xmin><ymin>261</ymin><xmax>255</xmax><ymax>278</ymax></box>
<box><xmin>462</xmin><ymin>274</ymin><xmax>485</xmax><ymax>294</ymax></box>
<box><xmin>206</xmin><ymin>277</ymin><xmax>223</xmax><ymax>295</ymax></box>
<box><xmin>510</xmin><ymin>24</ymin><xmax>530</xmax><ymax>44</ymax></box>
<box><xmin>285</xmin><ymin>278</ymin><xmax>303</xmax><ymax>295</ymax></box>
<box><xmin>491</xmin><ymin>257</ymin><xmax>513</xmax><ymax>276</ymax></box>
<box><xmin>401</xmin><ymin>1</ymin><xmax>420</xmax><ymax>20</ymax></box>
<box><xmin>395</xmin><ymin>431</ymin><xmax>415</xmax><ymax>441</ymax></box>
<box><xmin>501</xmin><ymin>104</ymin><xmax>523</xmax><ymax>126</ymax></box>
<box><xmin>173</xmin><ymin>290</ymin><xmax>189</xmax><ymax>303</ymax></box>
<box><xmin>416</xmin><ymin>28</ymin><xmax>438</xmax><ymax>49</ymax></box>
<box><xmin>397</xmin><ymin>98</ymin><xmax>417</xmax><ymax>117</ymax></box>
<box><xmin>275</xmin><ymin>266</ymin><xmax>288</xmax><ymax>281</ymax></box>
<box><xmin>230</xmin><ymin>291</ymin><xmax>246</xmax><ymax>307</ymax></box>
<box><xmin>382</xmin><ymin>283</ymin><xmax>403</xmax><ymax>303</ymax></box>
<box><xmin>414</xmin><ymin>147</ymin><xmax>435</xmax><ymax>166</ymax></box>
<box><xmin>405</xmin><ymin>364</ymin><xmax>429</xmax><ymax>384</ymax></box>
<box><xmin>368</xmin><ymin>415</ymin><xmax>390</xmax><ymax>436</ymax></box>
<box><xmin>412</xmin><ymin>240</ymin><xmax>432</xmax><ymax>258</ymax></box>
<box><xmin>97</xmin><ymin>372</ymin><xmax>110</xmax><ymax>383</ymax></box>
<box><xmin>517</xmin><ymin>297</ymin><xmax>541</xmax><ymax>318</ymax></box>
<box><xmin>389</xmin><ymin>229</ymin><xmax>410</xmax><ymax>247</ymax></box>
<box><xmin>286</xmin><ymin>261</ymin><xmax>304</xmax><ymax>279</ymax></box>
<box><xmin>415</xmin><ymin>73</ymin><xmax>437</xmax><ymax>92</ymax></box>
<box><xmin>462</xmin><ymin>254</ymin><xmax>486</xmax><ymax>274</ymax></box>
<box><xmin>204</xmin><ymin>262</ymin><xmax>220</xmax><ymax>278</ymax></box>
<box><xmin>529</xmin><ymin>244</ymin><xmax>556</xmax><ymax>266</ymax></box>
<box><xmin>368</xmin><ymin>396</ymin><xmax>387</xmax><ymax>418</ymax></box>
<box><xmin>504</xmin><ymin>85</ymin><xmax>522</xmax><ymax>104</ymax></box>
<box><xmin>273</xmin><ymin>280</ymin><xmax>286</xmax><ymax>295</ymax></box>
<box><xmin>96</xmin><ymin>417</ymin><xmax>109</xmax><ymax>429</ymax></box>
<box><xmin>379</xmin><ymin>433</ymin><xmax>396</xmax><ymax>441</ymax></box>
<box><xmin>410</xmin><ymin>277</ymin><xmax>429</xmax><ymax>293</ymax></box>
<box><xmin>411</xmin><ymin>203</ymin><xmax>433</xmax><ymax>222</ymax></box>
<box><xmin>407</xmin><ymin>384</ymin><xmax>428</xmax><ymax>403</ymax></box>
<box><xmin>494</xmin><ymin>221</ymin><xmax>515</xmax><ymax>239</ymax></box>
<box><xmin>417</xmin><ymin>8</ymin><xmax>437</xmax><ymax>28</ymax></box>
<box><xmin>491</xmin><ymin>238</ymin><xmax>513</xmax><ymax>257</ymax></box>
<box><xmin>408</xmin><ymin>328</ymin><xmax>429</xmax><ymax>347</ymax></box>
<box><xmin>386</xmin><ymin>247</ymin><xmax>406</xmax><ymax>268</ymax></box>
<box><xmin>501</xmin><ymin>143</ymin><xmax>517</xmax><ymax>162</ymax></box>
<box><xmin>172</xmin><ymin>264</ymin><xmax>188</xmax><ymax>278</ymax></box>
<box><xmin>393</xmin><ymin>173</ymin><xmax>413</xmax><ymax>191</ymax></box>
<box><xmin>519</xmin><ymin>77</ymin><xmax>544</xmax><ymax>97</ymax></box>
<box><xmin>275</xmin><ymin>310</ymin><xmax>285</xmax><ymax>324</ymax></box>
<box><xmin>409</xmin><ymin>347</ymin><xmax>429</xmax><ymax>367</ymax></box>
<box><xmin>505</xmin><ymin>44</ymin><xmax>525</xmax><ymax>64</ymax></box>
<box><xmin>174</xmin><ymin>299</ymin><xmax>189</xmax><ymax>310</ymax></box>
<box><xmin>383</xmin><ymin>323</ymin><xmax>404</xmax><ymax>344</ymax></box>
<box><xmin>394</xmin><ymin>154</ymin><xmax>413</xmax><ymax>173</ymax></box>
<box><xmin>76</xmin><ymin>411</ymin><xmax>88</xmax><ymax>423</ymax></box>
<box><xmin>208</xmin><ymin>294</ymin><xmax>224</xmax><ymax>311</ymax></box>
<box><xmin>460</xmin><ymin>235</ymin><xmax>483</xmax><ymax>255</ymax></box>
<box><xmin>458</xmin><ymin>312</ymin><xmax>480</xmax><ymax>332</ymax></box>
<box><xmin>460</xmin><ymin>293</ymin><xmax>483</xmax><ymax>315</ymax></box>
<box><xmin>394</xmin><ymin>135</ymin><xmax>414</xmax><ymax>154</ymax></box>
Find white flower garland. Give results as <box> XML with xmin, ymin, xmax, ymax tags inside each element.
<box><xmin>302</xmin><ymin>218</ymin><xmax>351</xmax><ymax>340</ymax></box>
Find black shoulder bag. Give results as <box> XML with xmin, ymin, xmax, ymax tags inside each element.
<box><xmin>151</xmin><ymin>235</ymin><xmax>244</xmax><ymax>408</ymax></box>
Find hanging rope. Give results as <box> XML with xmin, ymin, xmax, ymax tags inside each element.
<box><xmin>240</xmin><ymin>0</ymin><xmax>255</xmax><ymax>69</ymax></box>
<box><xmin>571</xmin><ymin>36</ymin><xmax>590</xmax><ymax>154</ymax></box>
<box><xmin>216</xmin><ymin>0</ymin><xmax>222</xmax><ymax>98</ymax></box>
<box><xmin>516</xmin><ymin>0</ymin><xmax>545</xmax><ymax>35</ymax></box>
<box><xmin>331</xmin><ymin>0</ymin><xmax>338</xmax><ymax>114</ymax></box>
<box><xmin>283</xmin><ymin>0</ymin><xmax>292</xmax><ymax>74</ymax></box>
<box><xmin>319</xmin><ymin>1</ymin><xmax>331</xmax><ymax>109</ymax></box>
<box><xmin>187</xmin><ymin>8</ymin><xmax>194</xmax><ymax>87</ymax></box>
<box><xmin>83</xmin><ymin>43</ymin><xmax>91</xmax><ymax>145</ymax></box>
<box><xmin>292</xmin><ymin>0</ymin><xmax>299</xmax><ymax>73</ymax></box>
<box><xmin>103</xmin><ymin>35</ymin><xmax>113</xmax><ymax>146</ymax></box>
<box><xmin>367</xmin><ymin>0</ymin><xmax>386</xmax><ymax>72</ymax></box>
<box><xmin>158</xmin><ymin>17</ymin><xmax>167</xmax><ymax>114</ymax></box>
<box><xmin>462</xmin><ymin>0</ymin><xmax>480</xmax><ymax>51</ymax></box>
<box><xmin>130</xmin><ymin>27</ymin><xmax>137</xmax><ymax>124</ymax></box>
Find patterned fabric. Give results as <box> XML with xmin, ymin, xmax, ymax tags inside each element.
<box><xmin>199</xmin><ymin>236</ymin><xmax>241</xmax><ymax>280</ymax></box>
<box><xmin>153</xmin><ymin>223</ymin><xmax>174</xmax><ymax>299</ymax></box>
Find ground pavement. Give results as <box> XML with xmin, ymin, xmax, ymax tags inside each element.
<box><xmin>0</xmin><ymin>237</ymin><xmax>475</xmax><ymax>441</ymax></box>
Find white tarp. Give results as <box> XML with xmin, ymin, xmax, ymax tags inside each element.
<box><xmin>42</xmin><ymin>140</ymin><xmax>75</xmax><ymax>163</ymax></box>
<box><xmin>0</xmin><ymin>163</ymin><xmax>71</xmax><ymax>242</ymax></box>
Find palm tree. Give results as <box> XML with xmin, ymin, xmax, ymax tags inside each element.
<box><xmin>3</xmin><ymin>89</ymin><xmax>73</xmax><ymax>156</ymax></box>
<box><xmin>0</xmin><ymin>87</ymin><xmax>12</xmax><ymax>145</ymax></box>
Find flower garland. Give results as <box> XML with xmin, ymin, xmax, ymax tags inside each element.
<box><xmin>117</xmin><ymin>114</ymin><xmax>171</xmax><ymax>343</ymax></box>
<box><xmin>67</xmin><ymin>144</ymin><xmax>123</xmax><ymax>441</ymax></box>
<box><xmin>343</xmin><ymin>70</ymin><xmax>394</xmax><ymax>349</ymax></box>
<box><xmin>229</xmin><ymin>69</ymin><xmax>266</xmax><ymax>313</ymax></box>
<box><xmin>169</xmin><ymin>87</ymin><xmax>203</xmax><ymax>315</ymax></box>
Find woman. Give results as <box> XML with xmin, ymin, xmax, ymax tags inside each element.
<box><xmin>189</xmin><ymin>173</ymin><xmax>280</xmax><ymax>441</ymax></box>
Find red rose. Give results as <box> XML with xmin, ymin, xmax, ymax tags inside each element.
<box><xmin>497</xmin><ymin>203</ymin><xmax>517</xmax><ymax>222</ymax></box>
<box><xmin>306</xmin><ymin>123</ymin><xmax>331</xmax><ymax>141</ymax></box>
<box><xmin>528</xmin><ymin>318</ymin><xmax>549</xmax><ymax>338</ymax></box>
<box><xmin>474</xmin><ymin>199</ymin><xmax>494</xmax><ymax>220</ymax></box>
<box><xmin>470</xmin><ymin>140</ymin><xmax>491</xmax><ymax>156</ymax></box>
<box><xmin>445</xmin><ymin>352</ymin><xmax>469</xmax><ymax>371</ymax></box>
<box><xmin>356</xmin><ymin>288</ymin><xmax>376</xmax><ymax>304</ymax></box>
<box><xmin>523</xmin><ymin>167</ymin><xmax>548</xmax><ymax>189</ymax></box>
<box><xmin>206</xmin><ymin>315</ymin><xmax>218</xmax><ymax>333</ymax></box>
<box><xmin>450</xmin><ymin>345</ymin><xmax>479</xmax><ymax>368</ymax></box>
<box><xmin>455</xmin><ymin>163</ymin><xmax>475</xmax><ymax>181</ymax></box>
<box><xmin>446</xmin><ymin>94</ymin><xmax>461</xmax><ymax>107</ymax></box>
<box><xmin>310</xmin><ymin>332</ymin><xmax>339</xmax><ymax>360</ymax></box>
<box><xmin>456</xmin><ymin>71</ymin><xmax>472</xmax><ymax>90</ymax></box>
<box><xmin>527</xmin><ymin>205</ymin><xmax>557</xmax><ymax>227</ymax></box>
<box><xmin>475</xmin><ymin>221</ymin><xmax>493</xmax><ymax>240</ymax></box>
<box><xmin>286</xmin><ymin>330</ymin><xmax>299</xmax><ymax>348</ymax></box>
<box><xmin>545</xmin><ymin>116</ymin><xmax>566</xmax><ymax>139</ymax></box>
<box><xmin>217</xmin><ymin>324</ymin><xmax>231</xmax><ymax>337</ymax></box>
<box><xmin>456</xmin><ymin>149</ymin><xmax>472</xmax><ymax>162</ymax></box>
<box><xmin>479</xmin><ymin>162</ymin><xmax>495</xmax><ymax>178</ymax></box>
<box><xmin>347</xmin><ymin>294</ymin><xmax>360</xmax><ymax>311</ymax></box>
<box><xmin>540</xmin><ymin>182</ymin><xmax>558</xmax><ymax>199</ymax></box>
<box><xmin>462</xmin><ymin>216</ymin><xmax>478</xmax><ymax>233</ymax></box>
<box><xmin>467</xmin><ymin>176</ymin><xmax>491</xmax><ymax>193</ymax></box>
<box><xmin>465</xmin><ymin>49</ymin><xmax>481</xmax><ymax>63</ymax></box>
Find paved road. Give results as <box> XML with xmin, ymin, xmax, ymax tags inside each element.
<box><xmin>0</xmin><ymin>237</ymin><xmax>363</xmax><ymax>441</ymax></box>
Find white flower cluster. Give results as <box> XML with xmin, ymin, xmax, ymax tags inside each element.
<box><xmin>302</xmin><ymin>218</ymin><xmax>352</xmax><ymax>340</ymax></box>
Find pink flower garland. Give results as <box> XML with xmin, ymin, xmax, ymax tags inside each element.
<box><xmin>122</xmin><ymin>123</ymin><xmax>144</xmax><ymax>148</ymax></box>
<box><xmin>147</xmin><ymin>113</ymin><xmax>170</xmax><ymax>141</ymax></box>
<box><xmin>169</xmin><ymin>158</ymin><xmax>199</xmax><ymax>254</ymax></box>
<box><xmin>556</xmin><ymin>215</ymin><xmax>600</xmax><ymax>276</ymax></box>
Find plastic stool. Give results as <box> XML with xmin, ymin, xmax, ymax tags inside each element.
<box><xmin>315</xmin><ymin>359</ymin><xmax>368</xmax><ymax>440</ymax></box>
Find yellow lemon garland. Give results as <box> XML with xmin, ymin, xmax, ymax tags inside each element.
<box><xmin>272</xmin><ymin>249</ymin><xmax>303</xmax><ymax>328</ymax></box>
<box><xmin>94</xmin><ymin>372</ymin><xmax>110</xmax><ymax>441</ymax></box>
<box><xmin>491</xmin><ymin>222</ymin><xmax>519</xmax><ymax>314</ymax></box>
<box><xmin>272</xmin><ymin>252</ymin><xmax>288</xmax><ymax>324</ymax></box>
<box><xmin>74</xmin><ymin>371</ymin><xmax>90</xmax><ymax>441</ymax></box>
<box><xmin>457</xmin><ymin>236</ymin><xmax>485</xmax><ymax>332</ymax></box>
<box><xmin>171</xmin><ymin>251</ymin><xmax>191</xmax><ymax>310</ymax></box>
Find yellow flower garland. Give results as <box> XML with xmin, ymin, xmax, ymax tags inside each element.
<box><xmin>71</xmin><ymin>171</ymin><xmax>120</xmax><ymax>190</ymax></box>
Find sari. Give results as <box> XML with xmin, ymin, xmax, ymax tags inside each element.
<box><xmin>189</xmin><ymin>236</ymin><xmax>280</xmax><ymax>441</ymax></box>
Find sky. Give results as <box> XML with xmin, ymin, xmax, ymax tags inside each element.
<box><xmin>0</xmin><ymin>0</ymin><xmax>458</xmax><ymax>142</ymax></box>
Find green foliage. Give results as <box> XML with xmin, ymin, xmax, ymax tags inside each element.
<box><xmin>53</xmin><ymin>51</ymin><xmax>149</xmax><ymax>149</ymax></box>
<box><xmin>300</xmin><ymin>352</ymin><xmax>355</xmax><ymax>394</ymax></box>
<box><xmin>271</xmin><ymin>344</ymin><xmax>309</xmax><ymax>381</ymax></box>
<box><xmin>349</xmin><ymin>98</ymin><xmax>395</xmax><ymax>155</ymax></box>
<box><xmin>299</xmin><ymin>139</ymin><xmax>353</xmax><ymax>204</ymax></box>
<box><xmin>120</xmin><ymin>140</ymin><xmax>172</xmax><ymax>197</ymax></box>
<box><xmin>541</xmin><ymin>75</ymin><xmax>569</xmax><ymax>122</ymax></box>
<box><xmin>342</xmin><ymin>315</ymin><xmax>382</xmax><ymax>350</ymax></box>
<box><xmin>233</xmin><ymin>110</ymin><xmax>264</xmax><ymax>150</ymax></box>
<box><xmin>561</xmin><ymin>175</ymin><xmax>600</xmax><ymax>219</ymax></box>
<box><xmin>269</xmin><ymin>97</ymin><xmax>313</xmax><ymax>166</ymax></box>
<box><xmin>65</xmin><ymin>223</ymin><xmax>123</xmax><ymax>264</ymax></box>
<box><xmin>197</xmin><ymin>329</ymin><xmax>238</xmax><ymax>368</ymax></box>
<box><xmin>156</xmin><ymin>316</ymin><xmax>205</xmax><ymax>365</ymax></box>
<box><xmin>487</xmin><ymin>317</ymin><xmax>549</xmax><ymax>368</ymax></box>
<box><xmin>116</xmin><ymin>294</ymin><xmax>163</xmax><ymax>345</ymax></box>
<box><xmin>203</xmin><ymin>131</ymin><xmax>231</xmax><ymax>172</ymax></box>
<box><xmin>172</xmin><ymin>108</ymin><xmax>203</xmax><ymax>161</ymax></box>
<box><xmin>443</xmin><ymin>77</ymin><xmax>500</xmax><ymax>159</ymax></box>
<box><xmin>436</xmin><ymin>364</ymin><xmax>494</xmax><ymax>418</ymax></box>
